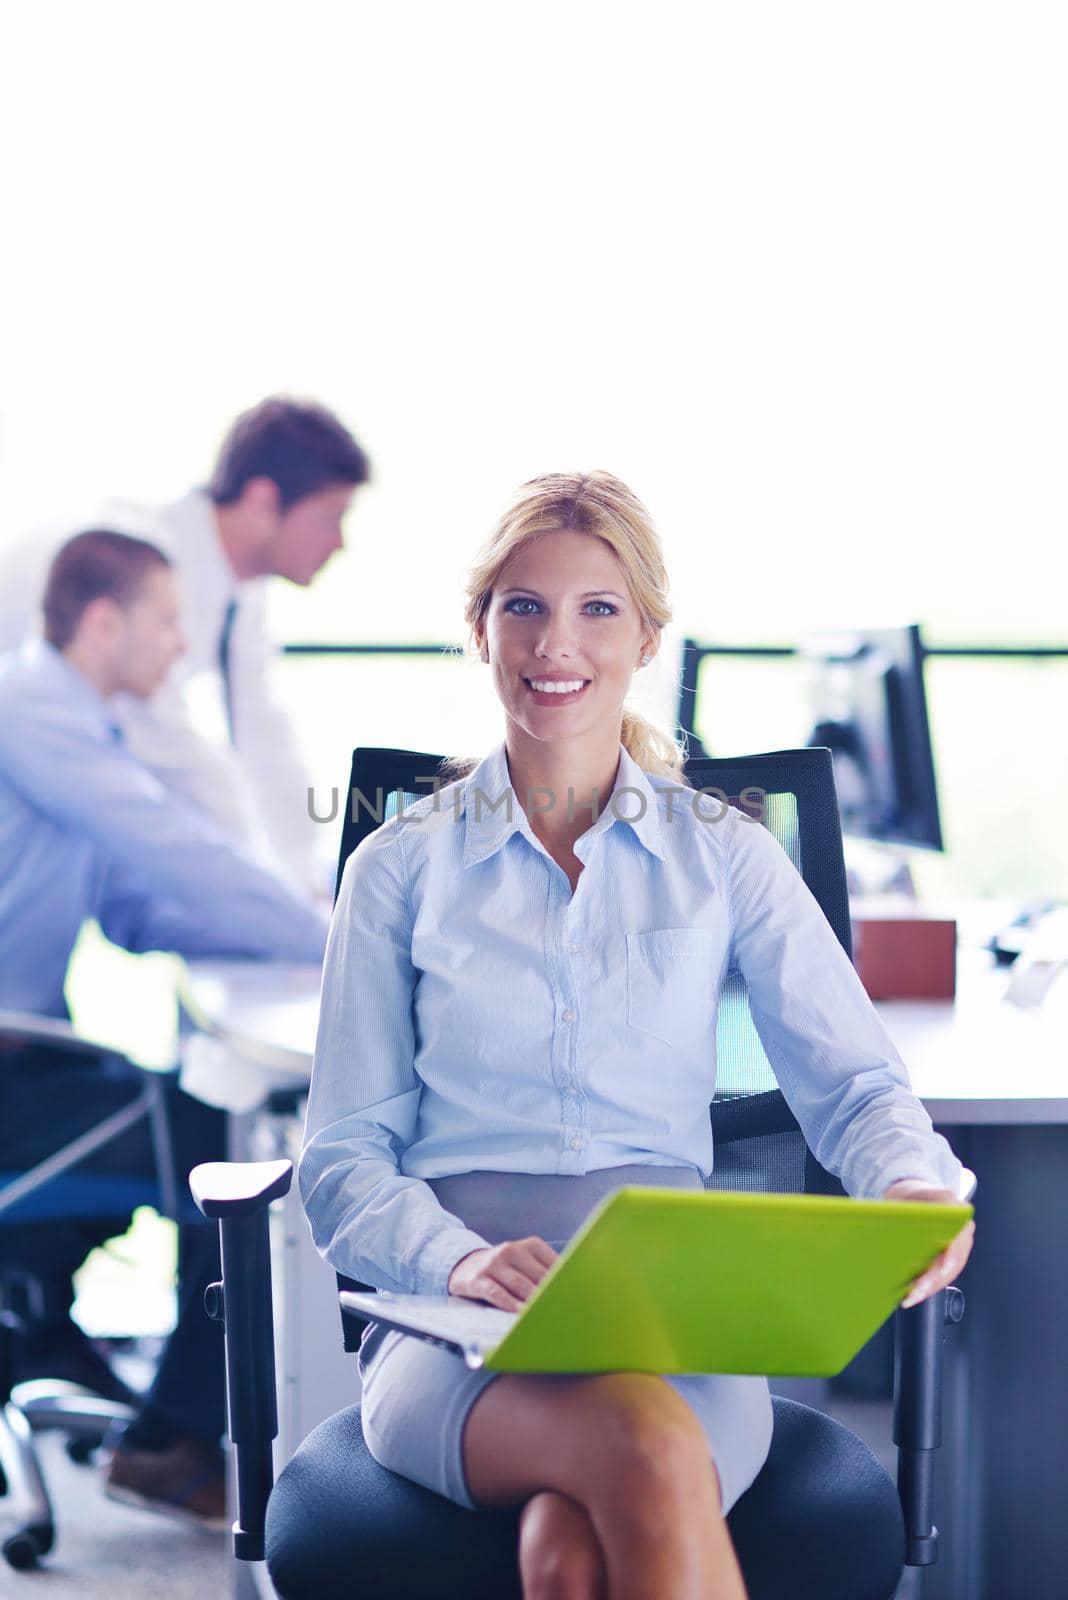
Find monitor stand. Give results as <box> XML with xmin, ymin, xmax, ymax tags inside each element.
<box><xmin>843</xmin><ymin>837</ymin><xmax>917</xmax><ymax>900</ymax></box>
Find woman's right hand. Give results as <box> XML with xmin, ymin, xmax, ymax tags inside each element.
<box><xmin>447</xmin><ymin>1236</ymin><xmax>560</xmax><ymax>1312</ymax></box>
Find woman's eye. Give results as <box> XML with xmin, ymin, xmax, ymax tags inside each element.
<box><xmin>501</xmin><ymin>598</ymin><xmax>618</xmax><ymax>617</ymax></box>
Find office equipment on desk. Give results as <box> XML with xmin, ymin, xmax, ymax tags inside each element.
<box><xmin>851</xmin><ymin>895</ymin><xmax>957</xmax><ymax>1000</ymax></box>
<box><xmin>987</xmin><ymin>898</ymin><xmax>1064</xmax><ymax>965</ymax></box>
<box><xmin>800</xmin><ymin>624</ymin><xmax>943</xmax><ymax>855</ymax></box>
<box><xmin>676</xmin><ymin>626</ymin><xmax>943</xmax><ymax>900</ymax></box>
<box><xmin>343</xmin><ymin>1186</ymin><xmax>972</xmax><ymax>1377</ymax></box>
<box><xmin>1001</xmin><ymin>905</ymin><xmax>1068</xmax><ymax>1008</ymax></box>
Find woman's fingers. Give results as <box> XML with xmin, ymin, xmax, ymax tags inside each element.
<box><xmin>901</xmin><ymin>1219</ymin><xmax>976</xmax><ymax>1307</ymax></box>
<box><xmin>524</xmin><ymin>1235</ymin><xmax>561</xmax><ymax>1271</ymax></box>
<box><xmin>486</xmin><ymin>1238</ymin><xmax>559</xmax><ymax>1302</ymax></box>
<box><xmin>454</xmin><ymin>1235</ymin><xmax>561</xmax><ymax>1310</ymax></box>
<box><xmin>473</xmin><ymin>1275</ymin><xmax>526</xmax><ymax>1313</ymax></box>
<box><xmin>884</xmin><ymin>1181</ymin><xmax>976</xmax><ymax>1309</ymax></box>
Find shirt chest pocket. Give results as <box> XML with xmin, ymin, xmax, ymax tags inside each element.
<box><xmin>625</xmin><ymin>928</ymin><xmax>717</xmax><ymax>1051</ymax></box>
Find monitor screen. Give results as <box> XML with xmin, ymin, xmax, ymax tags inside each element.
<box><xmin>801</xmin><ymin>625</ymin><xmax>942</xmax><ymax>850</ymax></box>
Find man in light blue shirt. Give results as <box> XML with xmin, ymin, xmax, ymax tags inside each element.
<box><xmin>0</xmin><ymin>534</ymin><xmax>327</xmax><ymax>1015</ymax></box>
<box><xmin>0</xmin><ymin>528</ymin><xmax>327</xmax><ymax>1524</ymax></box>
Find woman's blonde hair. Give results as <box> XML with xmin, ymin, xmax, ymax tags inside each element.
<box><xmin>463</xmin><ymin>471</ymin><xmax>685</xmax><ymax>779</ymax></box>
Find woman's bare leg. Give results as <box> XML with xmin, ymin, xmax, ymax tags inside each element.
<box><xmin>518</xmin><ymin>1491</ymin><xmax>608</xmax><ymax>1600</ymax></box>
<box><xmin>464</xmin><ymin>1372</ymin><xmax>747</xmax><ymax>1600</ymax></box>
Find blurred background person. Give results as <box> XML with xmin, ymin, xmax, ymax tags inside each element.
<box><xmin>0</xmin><ymin>529</ymin><xmax>329</xmax><ymax>1523</ymax></box>
<box><xmin>0</xmin><ymin>396</ymin><xmax>370</xmax><ymax>897</ymax></box>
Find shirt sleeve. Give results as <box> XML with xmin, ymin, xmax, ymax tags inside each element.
<box><xmin>117</xmin><ymin>683</ymin><xmax>279</xmax><ymax>863</ymax></box>
<box><xmin>93</xmin><ymin>852</ymin><xmax>319</xmax><ymax>962</ymax></box>
<box><xmin>298</xmin><ymin>823</ymin><xmax>492</xmax><ymax>1294</ymax></box>
<box><xmin>726</xmin><ymin>809</ymin><xmax>964</xmax><ymax>1199</ymax></box>
<box><xmin>0</xmin><ymin>688</ymin><xmax>328</xmax><ymax>965</ymax></box>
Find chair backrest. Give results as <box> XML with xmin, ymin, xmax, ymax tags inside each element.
<box><xmin>334</xmin><ymin>745</ymin><xmax>849</xmax><ymax>1209</ymax></box>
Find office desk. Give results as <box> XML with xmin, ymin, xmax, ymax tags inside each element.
<box><xmin>179</xmin><ymin>952</ymin><xmax>1068</xmax><ymax>1600</ymax></box>
<box><xmin>872</xmin><ymin>950</ymin><xmax>1068</xmax><ymax>1598</ymax></box>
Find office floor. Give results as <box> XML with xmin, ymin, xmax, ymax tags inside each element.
<box><xmin>2</xmin><ymin>1231</ymin><xmax>225</xmax><ymax>1596</ymax></box>
<box><xmin>4</xmin><ymin>1431</ymin><xmax>226</xmax><ymax>1596</ymax></box>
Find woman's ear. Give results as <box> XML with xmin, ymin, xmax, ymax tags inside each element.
<box><xmin>473</xmin><ymin>624</ymin><xmax>489</xmax><ymax>664</ymax></box>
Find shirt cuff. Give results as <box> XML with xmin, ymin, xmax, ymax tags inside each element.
<box><xmin>858</xmin><ymin>1146</ymin><xmax>964</xmax><ymax>1202</ymax></box>
<box><xmin>412</xmin><ymin>1225</ymin><xmax>493</xmax><ymax>1296</ymax></box>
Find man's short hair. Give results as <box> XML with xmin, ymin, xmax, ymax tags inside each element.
<box><xmin>43</xmin><ymin>529</ymin><xmax>172</xmax><ymax>650</ymax></box>
<box><xmin>207</xmin><ymin>396</ymin><xmax>370</xmax><ymax>509</ymax></box>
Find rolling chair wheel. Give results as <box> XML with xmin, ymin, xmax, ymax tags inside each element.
<box><xmin>4</xmin><ymin>1521</ymin><xmax>54</xmax><ymax>1569</ymax></box>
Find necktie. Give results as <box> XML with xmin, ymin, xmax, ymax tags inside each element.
<box><xmin>218</xmin><ymin>598</ymin><xmax>238</xmax><ymax>743</ymax></box>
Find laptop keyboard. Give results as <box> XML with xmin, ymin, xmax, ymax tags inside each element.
<box><xmin>349</xmin><ymin>1292</ymin><xmax>518</xmax><ymax>1350</ymax></box>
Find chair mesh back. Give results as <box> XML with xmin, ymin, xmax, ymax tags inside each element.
<box><xmin>685</xmin><ymin>751</ymin><xmax>850</xmax><ymax>1199</ymax></box>
<box><xmin>714</xmin><ymin>790</ymin><xmax>799</xmax><ymax>1104</ymax></box>
<box><xmin>336</xmin><ymin>747</ymin><xmax>850</xmax><ymax>1202</ymax></box>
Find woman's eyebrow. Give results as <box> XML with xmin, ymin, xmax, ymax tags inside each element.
<box><xmin>499</xmin><ymin>587</ymin><xmax>627</xmax><ymax>600</ymax></box>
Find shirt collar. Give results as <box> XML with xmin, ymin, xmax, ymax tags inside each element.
<box><xmin>461</xmin><ymin>740</ymin><xmax>665</xmax><ymax>870</ymax></box>
<box><xmin>21</xmin><ymin>639</ymin><xmax>122</xmax><ymax>739</ymax></box>
<box><xmin>173</xmin><ymin>488</ymin><xmax>240</xmax><ymax>599</ymax></box>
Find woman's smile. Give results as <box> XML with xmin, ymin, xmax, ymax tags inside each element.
<box><xmin>522</xmin><ymin>673</ymin><xmax>592</xmax><ymax>705</ymax></box>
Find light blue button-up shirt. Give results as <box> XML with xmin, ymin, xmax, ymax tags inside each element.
<box><xmin>0</xmin><ymin>641</ymin><xmax>327</xmax><ymax>1016</ymax></box>
<box><xmin>300</xmin><ymin>741</ymin><xmax>963</xmax><ymax>1296</ymax></box>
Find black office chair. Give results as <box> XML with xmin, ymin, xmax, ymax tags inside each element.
<box><xmin>0</xmin><ymin>1016</ymin><xmax>180</xmax><ymax>1569</ymax></box>
<box><xmin>193</xmin><ymin>745</ymin><xmax>965</xmax><ymax>1600</ymax></box>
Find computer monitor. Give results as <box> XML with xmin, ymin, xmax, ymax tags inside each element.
<box><xmin>801</xmin><ymin>624</ymin><xmax>943</xmax><ymax>850</ymax></box>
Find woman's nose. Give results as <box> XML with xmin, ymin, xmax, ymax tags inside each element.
<box><xmin>534</xmin><ymin>613</ymin><xmax>577</xmax><ymax>659</ymax></box>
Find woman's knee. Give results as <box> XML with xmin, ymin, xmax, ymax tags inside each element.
<box><xmin>519</xmin><ymin>1490</ymin><xmax>607</xmax><ymax>1600</ymax></box>
<box><xmin>592</xmin><ymin>1374</ymin><xmax>715</xmax><ymax>1500</ymax></box>
<box><xmin>463</xmin><ymin>1371</ymin><xmax>714</xmax><ymax>1514</ymax></box>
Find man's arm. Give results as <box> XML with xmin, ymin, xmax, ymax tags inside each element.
<box><xmin>0</xmin><ymin>684</ymin><xmax>327</xmax><ymax>964</ymax></box>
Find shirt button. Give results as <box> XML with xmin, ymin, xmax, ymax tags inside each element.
<box><xmin>569</xmin><ymin>1135</ymin><xmax>583</xmax><ymax>1150</ymax></box>
<box><xmin>562</xmin><ymin>1009</ymin><xmax>575</xmax><ymax>1023</ymax></box>
<box><xmin>569</xmin><ymin>942</ymin><xmax>581</xmax><ymax>954</ymax></box>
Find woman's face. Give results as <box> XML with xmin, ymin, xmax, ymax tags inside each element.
<box><xmin>479</xmin><ymin>529</ymin><xmax>656</xmax><ymax>746</ymax></box>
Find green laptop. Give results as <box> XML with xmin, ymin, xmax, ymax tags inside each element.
<box><xmin>341</xmin><ymin>1186</ymin><xmax>973</xmax><ymax>1378</ymax></box>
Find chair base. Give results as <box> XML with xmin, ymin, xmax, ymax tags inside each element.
<box><xmin>0</xmin><ymin>1383</ymin><xmax>136</xmax><ymax>1569</ymax></box>
<box><xmin>1</xmin><ymin>1400</ymin><xmax>54</xmax><ymax>1569</ymax></box>
<box><xmin>265</xmin><ymin>1396</ymin><xmax>905</xmax><ymax>1600</ymax></box>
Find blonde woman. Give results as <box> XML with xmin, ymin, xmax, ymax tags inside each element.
<box><xmin>300</xmin><ymin>473</ymin><xmax>973</xmax><ymax>1600</ymax></box>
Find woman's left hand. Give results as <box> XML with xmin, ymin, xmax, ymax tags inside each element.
<box><xmin>884</xmin><ymin>1178</ymin><xmax>976</xmax><ymax>1308</ymax></box>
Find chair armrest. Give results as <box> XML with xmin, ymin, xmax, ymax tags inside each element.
<box><xmin>0</xmin><ymin>1009</ymin><xmax>113</xmax><ymax>1063</ymax></box>
<box><xmin>892</xmin><ymin>1286</ymin><xmax>966</xmax><ymax>1566</ymax></box>
<box><xmin>190</xmin><ymin>1158</ymin><xmax>293</xmax><ymax>1216</ymax></box>
<box><xmin>190</xmin><ymin>1158</ymin><xmax>293</xmax><ymax>1561</ymax></box>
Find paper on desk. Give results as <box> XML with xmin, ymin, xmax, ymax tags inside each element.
<box><xmin>179</xmin><ymin>1032</ymin><xmax>279</xmax><ymax>1112</ymax></box>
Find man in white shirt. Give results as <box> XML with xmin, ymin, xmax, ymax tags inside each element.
<box><xmin>0</xmin><ymin>396</ymin><xmax>370</xmax><ymax>896</ymax></box>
